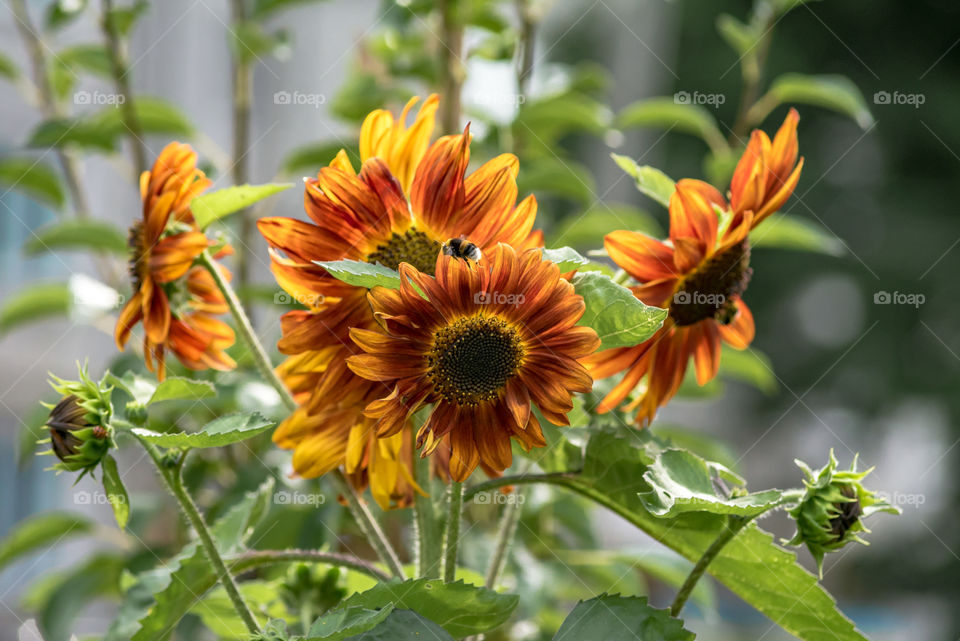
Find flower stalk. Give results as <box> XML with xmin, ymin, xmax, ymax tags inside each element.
<box><xmin>441</xmin><ymin>481</ymin><xmax>464</xmax><ymax>582</ymax></box>
<box><xmin>670</xmin><ymin>515</ymin><xmax>750</xmax><ymax>616</ymax></box>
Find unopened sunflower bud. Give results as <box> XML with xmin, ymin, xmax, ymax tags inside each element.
<box><xmin>42</xmin><ymin>367</ymin><xmax>114</xmax><ymax>477</ymax></box>
<box><xmin>785</xmin><ymin>450</ymin><xmax>899</xmax><ymax>576</ymax></box>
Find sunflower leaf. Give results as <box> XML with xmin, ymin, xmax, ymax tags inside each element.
<box><xmin>100</xmin><ymin>455</ymin><xmax>130</xmax><ymax>529</ymax></box>
<box><xmin>750</xmin><ymin>213</ymin><xmax>846</xmax><ymax>256</ymax></box>
<box><xmin>332</xmin><ymin>609</ymin><xmax>455</xmax><ymax>641</ymax></box>
<box><xmin>192</xmin><ymin>183</ymin><xmax>293</xmax><ymax>229</ymax></box>
<box><xmin>339</xmin><ymin>578</ymin><xmax>518</xmax><ymax>638</ymax></box>
<box><xmin>306</xmin><ymin>605</ymin><xmax>395</xmax><ymax>640</ymax></box>
<box><xmin>573</xmin><ymin>272</ymin><xmax>667</xmax><ymax>349</ymax></box>
<box><xmin>611</xmin><ymin>154</ymin><xmax>676</xmax><ymax>208</ymax></box>
<box><xmin>148</xmin><ymin>377</ymin><xmax>216</xmax><ymax>405</ymax></box>
<box><xmin>316</xmin><ymin>259</ymin><xmax>402</xmax><ymax>289</ymax></box>
<box><xmin>131</xmin><ymin>412</ymin><xmax>274</xmax><ymax>449</ymax></box>
<box><xmin>552</xmin><ymin>595</ymin><xmax>693</xmax><ymax>641</ymax></box>
<box><xmin>540</xmin><ymin>246</ymin><xmax>590</xmax><ymax>272</ymax></box>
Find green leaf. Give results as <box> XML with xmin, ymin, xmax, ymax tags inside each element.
<box><xmin>191</xmin><ymin>183</ymin><xmax>293</xmax><ymax>229</ymax></box>
<box><xmin>106</xmin><ymin>371</ymin><xmax>158</xmax><ymax>406</ymax></box>
<box><xmin>148</xmin><ymin>377</ymin><xmax>216</xmax><ymax>405</ymax></box>
<box><xmin>610</xmin><ymin>155</ymin><xmax>675</xmax><ymax>208</ymax></box>
<box><xmin>306</xmin><ymin>605</ymin><xmax>394</xmax><ymax>640</ymax></box>
<box><xmin>281</xmin><ymin>142</ymin><xmax>357</xmax><ymax>175</ymax></box>
<box><xmin>0</xmin><ymin>52</ymin><xmax>19</xmax><ymax>80</ymax></box>
<box><xmin>573</xmin><ymin>272</ymin><xmax>667</xmax><ymax>350</ymax></box>
<box><xmin>550</xmin><ymin>203</ymin><xmax>662</xmax><ymax>248</ymax></box>
<box><xmin>101</xmin><ymin>455</ymin><xmax>130</xmax><ymax>529</ymax></box>
<box><xmin>640</xmin><ymin>449</ymin><xmax>784</xmax><ymax>518</ymax></box>
<box><xmin>0</xmin><ymin>158</ymin><xmax>66</xmax><ymax>208</ymax></box>
<box><xmin>0</xmin><ymin>513</ymin><xmax>94</xmax><ymax>572</ymax></box>
<box><xmin>617</xmin><ymin>97</ymin><xmax>727</xmax><ymax>150</ymax></box>
<box><xmin>192</xmin><ymin>581</ymin><xmax>287</xmax><ymax>639</ymax></box>
<box><xmin>45</xmin><ymin>0</ymin><xmax>88</xmax><ymax>31</ymax></box>
<box><xmin>516</xmin><ymin>156</ymin><xmax>597</xmax><ymax>204</ymax></box>
<box><xmin>106</xmin><ymin>0</ymin><xmax>149</xmax><ymax>37</ymax></box>
<box><xmin>750</xmin><ymin>212</ymin><xmax>846</xmax><ymax>256</ymax></box>
<box><xmin>23</xmin><ymin>219</ymin><xmax>128</xmax><ymax>255</ymax></box>
<box><xmin>552</xmin><ymin>595</ymin><xmax>693</xmax><ymax>641</ymax></box>
<box><xmin>719</xmin><ymin>346</ymin><xmax>777</xmax><ymax>394</ymax></box>
<box><xmin>0</xmin><ymin>283</ymin><xmax>71</xmax><ymax>335</ymax></box>
<box><xmin>132</xmin><ymin>412</ymin><xmax>274</xmax><ymax>449</ymax></box>
<box><xmin>316</xmin><ymin>259</ymin><xmax>401</xmax><ymax>290</ymax></box>
<box><xmin>540</xmin><ymin>247</ymin><xmax>590</xmax><ymax>272</ymax></box>
<box><xmin>252</xmin><ymin>0</ymin><xmax>329</xmax><ymax>18</ymax></box>
<box><xmin>340</xmin><ymin>578</ymin><xmax>518</xmax><ymax>638</ymax></box>
<box><xmin>762</xmin><ymin>73</ymin><xmax>874</xmax><ymax>129</ymax></box>
<box><xmin>516</xmin><ymin>92</ymin><xmax>612</xmax><ymax>141</ymax></box>
<box><xmin>49</xmin><ymin>44</ymin><xmax>112</xmax><ymax>100</ymax></box>
<box><xmin>343</xmin><ymin>609</ymin><xmax>455</xmax><ymax>641</ymax></box>
<box><xmin>29</xmin><ymin>553</ymin><xmax>125</xmax><ymax>641</ymax></box>
<box><xmin>716</xmin><ymin>14</ymin><xmax>757</xmax><ymax>57</ymax></box>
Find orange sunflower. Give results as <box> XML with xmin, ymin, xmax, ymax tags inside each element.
<box><xmin>258</xmin><ymin>95</ymin><xmax>542</xmax><ymax>507</ymax></box>
<box><xmin>348</xmin><ymin>245</ymin><xmax>600</xmax><ymax>482</ymax></box>
<box><xmin>115</xmin><ymin>142</ymin><xmax>236</xmax><ymax>380</ymax></box>
<box><xmin>586</xmin><ymin>109</ymin><xmax>803</xmax><ymax>425</ymax></box>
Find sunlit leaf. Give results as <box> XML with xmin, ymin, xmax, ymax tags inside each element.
<box><xmin>191</xmin><ymin>183</ymin><xmax>293</xmax><ymax>229</ymax></box>
<box><xmin>573</xmin><ymin>272</ymin><xmax>667</xmax><ymax>349</ymax></box>
<box><xmin>148</xmin><ymin>377</ymin><xmax>216</xmax><ymax>405</ymax></box>
<box><xmin>316</xmin><ymin>259</ymin><xmax>401</xmax><ymax>290</ymax></box>
<box><xmin>132</xmin><ymin>412</ymin><xmax>274</xmax><ymax>449</ymax></box>
<box><xmin>611</xmin><ymin>155</ymin><xmax>675</xmax><ymax>208</ymax></box>
<box><xmin>540</xmin><ymin>247</ymin><xmax>590</xmax><ymax>272</ymax></box>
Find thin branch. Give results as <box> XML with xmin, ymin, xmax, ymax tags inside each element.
<box><xmin>228</xmin><ymin>549</ymin><xmax>392</xmax><ymax>582</ymax></box>
<box><xmin>438</xmin><ymin>0</ymin><xmax>464</xmax><ymax>132</ymax></box>
<box><xmin>101</xmin><ymin>0</ymin><xmax>147</xmax><ymax>175</ymax></box>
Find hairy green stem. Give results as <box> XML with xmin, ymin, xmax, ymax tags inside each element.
<box><xmin>228</xmin><ymin>549</ymin><xmax>391</xmax><ymax>582</ymax></box>
<box><xmin>199</xmin><ymin>250</ymin><xmax>406</xmax><ymax>580</ymax></box>
<box><xmin>441</xmin><ymin>481</ymin><xmax>464</xmax><ymax>582</ymax></box>
<box><xmin>484</xmin><ymin>490</ymin><xmax>524</xmax><ymax>589</ymax></box>
<box><xmin>141</xmin><ymin>439</ymin><xmax>260</xmax><ymax>634</ymax></box>
<box><xmin>464</xmin><ymin>472</ymin><xmax>579</xmax><ymax>502</ymax></box>
<box><xmin>413</xmin><ymin>440</ymin><xmax>442</xmax><ymax>578</ymax></box>
<box><xmin>670</xmin><ymin>515</ymin><xmax>750</xmax><ymax>616</ymax></box>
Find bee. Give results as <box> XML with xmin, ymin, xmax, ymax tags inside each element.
<box><xmin>441</xmin><ymin>237</ymin><xmax>482</xmax><ymax>262</ymax></box>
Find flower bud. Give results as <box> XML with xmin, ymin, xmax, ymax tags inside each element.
<box><xmin>785</xmin><ymin>450</ymin><xmax>899</xmax><ymax>576</ymax></box>
<box><xmin>43</xmin><ymin>367</ymin><xmax>114</xmax><ymax>477</ymax></box>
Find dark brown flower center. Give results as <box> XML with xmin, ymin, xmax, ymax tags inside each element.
<box><xmin>669</xmin><ymin>239</ymin><xmax>752</xmax><ymax>326</ymax></box>
<box><xmin>47</xmin><ymin>395</ymin><xmax>89</xmax><ymax>461</ymax></box>
<box><xmin>127</xmin><ymin>221</ymin><xmax>148</xmax><ymax>291</ymax></box>
<box><xmin>427</xmin><ymin>315</ymin><xmax>525</xmax><ymax>406</ymax></box>
<box><xmin>829</xmin><ymin>486</ymin><xmax>862</xmax><ymax>540</ymax></box>
<box><xmin>366</xmin><ymin>227</ymin><xmax>442</xmax><ymax>274</ymax></box>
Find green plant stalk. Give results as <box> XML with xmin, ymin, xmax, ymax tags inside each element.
<box><xmin>484</xmin><ymin>490</ymin><xmax>524</xmax><ymax>589</ymax></box>
<box><xmin>670</xmin><ymin>514</ymin><xmax>750</xmax><ymax>616</ymax></box>
<box><xmin>228</xmin><ymin>549</ymin><xmax>392</xmax><ymax>582</ymax></box>
<box><xmin>101</xmin><ymin>0</ymin><xmax>147</xmax><ymax>175</ymax></box>
<box><xmin>441</xmin><ymin>481</ymin><xmax>464</xmax><ymax>582</ymax></box>
<box><xmin>139</xmin><ymin>439</ymin><xmax>260</xmax><ymax>634</ymax></box>
<box><xmin>437</xmin><ymin>0</ymin><xmax>464</xmax><ymax>133</ymax></box>
<box><xmin>229</xmin><ymin>0</ymin><xmax>256</xmax><ymax>292</ymax></box>
<box><xmin>464</xmin><ymin>472</ymin><xmax>579</xmax><ymax>501</ymax></box>
<box><xmin>413</xmin><ymin>439</ymin><xmax>442</xmax><ymax>578</ymax></box>
<box><xmin>198</xmin><ymin>250</ymin><xmax>406</xmax><ymax>580</ymax></box>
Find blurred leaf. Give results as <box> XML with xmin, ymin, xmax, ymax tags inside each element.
<box><xmin>45</xmin><ymin>0</ymin><xmax>88</xmax><ymax>31</ymax></box>
<box><xmin>282</xmin><ymin>142</ymin><xmax>357</xmax><ymax>175</ymax></box>
<box><xmin>550</xmin><ymin>202</ymin><xmax>661</xmax><ymax>248</ymax></box>
<box><xmin>132</xmin><ymin>412</ymin><xmax>274</xmax><ymax>449</ymax></box>
<box><xmin>769</xmin><ymin>0</ymin><xmax>822</xmax><ymax>15</ymax></box>
<box><xmin>17</xmin><ymin>405</ymin><xmax>49</xmax><ymax>470</ymax></box>
<box><xmin>517</xmin><ymin>156</ymin><xmax>596</xmax><ymax>204</ymax></box>
<box><xmin>342</xmin><ymin>609</ymin><xmax>455</xmax><ymax>641</ymax></box>
<box><xmin>252</xmin><ymin>0</ymin><xmax>329</xmax><ymax>18</ymax></box>
<box><xmin>640</xmin><ymin>449</ymin><xmax>784</xmax><ymax>518</ymax></box>
<box><xmin>759</xmin><ymin>73</ymin><xmax>873</xmax><ymax>129</ymax></box>
<box><xmin>106</xmin><ymin>371</ymin><xmax>158</xmax><ymax>406</ymax></box>
<box><xmin>718</xmin><ymin>346</ymin><xmax>777</xmax><ymax>394</ymax></box>
<box><xmin>306</xmin><ymin>605</ymin><xmax>394</xmax><ymax>640</ymax></box>
<box><xmin>611</xmin><ymin>155</ymin><xmax>675</xmax><ymax>208</ymax></box>
<box><xmin>340</xmin><ymin>579</ymin><xmax>518</xmax><ymax>638</ymax></box>
<box><xmin>23</xmin><ymin>219</ymin><xmax>127</xmax><ymax>255</ymax></box>
<box><xmin>0</xmin><ymin>158</ymin><xmax>66</xmax><ymax>208</ymax></box>
<box><xmin>0</xmin><ymin>283</ymin><xmax>71</xmax><ymax>335</ymax></box>
<box><xmin>716</xmin><ymin>14</ymin><xmax>757</xmax><ymax>56</ymax></box>
<box><xmin>0</xmin><ymin>513</ymin><xmax>94</xmax><ymax>572</ymax></box>
<box><xmin>331</xmin><ymin>71</ymin><xmax>408</xmax><ymax>123</ymax></box>
<box><xmin>540</xmin><ymin>247</ymin><xmax>590</xmax><ymax>272</ymax></box>
<box><xmin>101</xmin><ymin>455</ymin><xmax>130</xmax><ymax>529</ymax></box>
<box><xmin>49</xmin><ymin>44</ymin><xmax>112</xmax><ymax>100</ymax></box>
<box><xmin>228</xmin><ymin>22</ymin><xmax>290</xmax><ymax>64</ymax></box>
<box><xmin>106</xmin><ymin>0</ymin><xmax>149</xmax><ymax>37</ymax></box>
<box><xmin>30</xmin><ymin>554</ymin><xmax>125</xmax><ymax>641</ymax></box>
<box><xmin>552</xmin><ymin>595</ymin><xmax>693</xmax><ymax>641</ymax></box>
<box><xmin>516</xmin><ymin>92</ymin><xmax>611</xmax><ymax>141</ymax></box>
<box><xmin>617</xmin><ymin>98</ymin><xmax>726</xmax><ymax>150</ymax></box>
<box><xmin>573</xmin><ymin>272</ymin><xmax>667</xmax><ymax>349</ymax></box>
<box><xmin>192</xmin><ymin>581</ymin><xmax>287</xmax><ymax>639</ymax></box>
<box><xmin>192</xmin><ymin>183</ymin><xmax>293</xmax><ymax>229</ymax></box>
<box><xmin>148</xmin><ymin>377</ymin><xmax>216</xmax><ymax>405</ymax></box>
<box><xmin>0</xmin><ymin>52</ymin><xmax>19</xmax><ymax>80</ymax></box>
<box><xmin>27</xmin><ymin>97</ymin><xmax>193</xmax><ymax>151</ymax></box>
<box><xmin>750</xmin><ymin>212</ymin><xmax>845</xmax><ymax>255</ymax></box>
<box><xmin>316</xmin><ymin>259</ymin><xmax>401</xmax><ymax>290</ymax></box>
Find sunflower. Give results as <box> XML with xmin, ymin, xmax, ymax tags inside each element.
<box><xmin>348</xmin><ymin>245</ymin><xmax>600</xmax><ymax>482</ymax></box>
<box><xmin>114</xmin><ymin>142</ymin><xmax>236</xmax><ymax>380</ymax></box>
<box><xmin>258</xmin><ymin>95</ymin><xmax>543</xmax><ymax>506</ymax></box>
<box><xmin>586</xmin><ymin>110</ymin><xmax>803</xmax><ymax>425</ymax></box>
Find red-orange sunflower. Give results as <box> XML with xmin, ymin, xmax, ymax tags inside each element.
<box><xmin>586</xmin><ymin>109</ymin><xmax>803</xmax><ymax>425</ymax></box>
<box><xmin>348</xmin><ymin>245</ymin><xmax>600</xmax><ymax>482</ymax></box>
<box><xmin>257</xmin><ymin>95</ymin><xmax>543</xmax><ymax>507</ymax></box>
<box><xmin>115</xmin><ymin>142</ymin><xmax>236</xmax><ymax>380</ymax></box>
